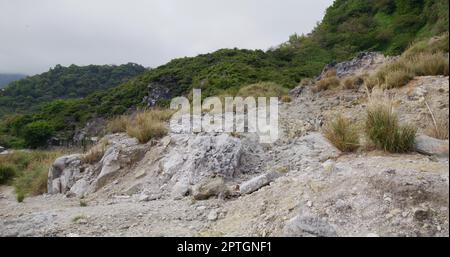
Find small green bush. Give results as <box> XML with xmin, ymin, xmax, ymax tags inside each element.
<box><xmin>22</xmin><ymin>121</ymin><xmax>54</xmax><ymax>148</ymax></box>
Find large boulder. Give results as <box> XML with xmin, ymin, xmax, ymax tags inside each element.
<box><xmin>191</xmin><ymin>177</ymin><xmax>228</xmax><ymax>200</ymax></box>
<box><xmin>162</xmin><ymin>133</ymin><xmax>242</xmax><ymax>185</ymax></box>
<box><xmin>47</xmin><ymin>154</ymin><xmax>84</xmax><ymax>194</ymax></box>
<box><xmin>414</xmin><ymin>134</ymin><xmax>449</xmax><ymax>157</ymax></box>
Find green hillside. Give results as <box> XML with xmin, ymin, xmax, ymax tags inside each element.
<box><xmin>1</xmin><ymin>0</ymin><xmax>448</xmax><ymax>148</ymax></box>
<box><xmin>0</xmin><ymin>63</ymin><xmax>145</xmax><ymax>115</ymax></box>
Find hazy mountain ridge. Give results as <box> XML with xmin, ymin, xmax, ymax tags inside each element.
<box><xmin>0</xmin><ymin>74</ymin><xmax>27</xmax><ymax>88</ymax></box>
<box><xmin>0</xmin><ymin>63</ymin><xmax>145</xmax><ymax>116</ymax></box>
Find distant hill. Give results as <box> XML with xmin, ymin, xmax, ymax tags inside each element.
<box><xmin>0</xmin><ymin>63</ymin><xmax>146</xmax><ymax>115</ymax></box>
<box><xmin>0</xmin><ymin>74</ymin><xmax>27</xmax><ymax>88</ymax></box>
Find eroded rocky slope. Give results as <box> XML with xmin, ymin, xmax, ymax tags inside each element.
<box><xmin>0</xmin><ymin>53</ymin><xmax>448</xmax><ymax>237</ymax></box>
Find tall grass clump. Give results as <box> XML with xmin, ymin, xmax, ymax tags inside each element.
<box><xmin>424</xmin><ymin>101</ymin><xmax>449</xmax><ymax>140</ymax></box>
<box><xmin>126</xmin><ymin>109</ymin><xmax>172</xmax><ymax>143</ymax></box>
<box><xmin>314</xmin><ymin>69</ymin><xmax>340</xmax><ymax>92</ymax></box>
<box><xmin>323</xmin><ymin>115</ymin><xmax>360</xmax><ymax>152</ymax></box>
<box><xmin>365</xmin><ymin>100</ymin><xmax>417</xmax><ymax>153</ymax></box>
<box><xmin>106</xmin><ymin>115</ymin><xmax>130</xmax><ymax>133</ymax></box>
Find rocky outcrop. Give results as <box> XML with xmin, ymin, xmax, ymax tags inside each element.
<box><xmin>163</xmin><ymin>133</ymin><xmax>242</xmax><ymax>184</ymax></box>
<box><xmin>48</xmin><ymin>134</ymin><xmax>149</xmax><ymax>197</ymax></box>
<box><xmin>414</xmin><ymin>134</ymin><xmax>449</xmax><ymax>157</ymax></box>
<box><xmin>317</xmin><ymin>52</ymin><xmax>397</xmax><ymax>80</ymax></box>
<box><xmin>191</xmin><ymin>177</ymin><xmax>229</xmax><ymax>200</ymax></box>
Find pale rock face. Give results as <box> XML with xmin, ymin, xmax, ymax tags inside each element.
<box><xmin>161</xmin><ymin>133</ymin><xmax>242</xmax><ymax>186</ymax></box>
<box><xmin>414</xmin><ymin>134</ymin><xmax>449</xmax><ymax>157</ymax></box>
<box><xmin>68</xmin><ymin>179</ymin><xmax>89</xmax><ymax>197</ymax></box>
<box><xmin>47</xmin><ymin>134</ymin><xmax>149</xmax><ymax>196</ymax></box>
<box><xmin>47</xmin><ymin>154</ymin><xmax>83</xmax><ymax>195</ymax></box>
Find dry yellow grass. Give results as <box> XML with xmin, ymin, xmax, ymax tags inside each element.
<box><xmin>82</xmin><ymin>139</ymin><xmax>109</xmax><ymax>164</ymax></box>
<box><xmin>107</xmin><ymin>115</ymin><xmax>130</xmax><ymax>133</ymax></box>
<box><xmin>323</xmin><ymin>115</ymin><xmax>360</xmax><ymax>152</ymax></box>
<box><xmin>342</xmin><ymin>75</ymin><xmax>364</xmax><ymax>90</ymax></box>
<box><xmin>126</xmin><ymin>109</ymin><xmax>172</xmax><ymax>143</ymax></box>
<box><xmin>281</xmin><ymin>95</ymin><xmax>292</xmax><ymax>103</ymax></box>
<box><xmin>366</xmin><ymin>33</ymin><xmax>449</xmax><ymax>89</ymax></box>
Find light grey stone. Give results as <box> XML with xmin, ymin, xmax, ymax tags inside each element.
<box><xmin>284</xmin><ymin>215</ymin><xmax>337</xmax><ymax>237</ymax></box>
<box><xmin>240</xmin><ymin>171</ymin><xmax>282</xmax><ymax>194</ymax></box>
<box><xmin>414</xmin><ymin>134</ymin><xmax>449</xmax><ymax>157</ymax></box>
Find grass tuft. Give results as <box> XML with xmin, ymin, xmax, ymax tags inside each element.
<box><xmin>323</xmin><ymin>115</ymin><xmax>360</xmax><ymax>152</ymax></box>
<box><xmin>365</xmin><ymin>100</ymin><xmax>417</xmax><ymax>153</ymax></box>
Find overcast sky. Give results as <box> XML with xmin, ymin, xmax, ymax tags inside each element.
<box><xmin>0</xmin><ymin>0</ymin><xmax>333</xmax><ymax>75</ymax></box>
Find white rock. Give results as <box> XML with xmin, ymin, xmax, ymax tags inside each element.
<box><xmin>207</xmin><ymin>210</ymin><xmax>218</xmax><ymax>221</ymax></box>
<box><xmin>240</xmin><ymin>171</ymin><xmax>283</xmax><ymax>194</ymax></box>
<box><xmin>171</xmin><ymin>181</ymin><xmax>190</xmax><ymax>200</ymax></box>
<box><xmin>322</xmin><ymin>159</ymin><xmax>336</xmax><ymax>173</ymax></box>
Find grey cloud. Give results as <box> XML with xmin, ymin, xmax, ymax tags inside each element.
<box><xmin>0</xmin><ymin>0</ymin><xmax>333</xmax><ymax>74</ymax></box>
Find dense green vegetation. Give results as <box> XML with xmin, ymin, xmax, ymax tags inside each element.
<box><xmin>0</xmin><ymin>63</ymin><xmax>145</xmax><ymax>115</ymax></box>
<box><xmin>0</xmin><ymin>0</ymin><xmax>448</xmax><ymax>149</ymax></box>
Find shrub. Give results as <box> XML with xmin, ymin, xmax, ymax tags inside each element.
<box><xmin>126</xmin><ymin>110</ymin><xmax>170</xmax><ymax>143</ymax></box>
<box><xmin>16</xmin><ymin>192</ymin><xmax>25</xmax><ymax>203</ymax></box>
<box><xmin>0</xmin><ymin>165</ymin><xmax>16</xmax><ymax>185</ymax></box>
<box><xmin>323</xmin><ymin>115</ymin><xmax>360</xmax><ymax>152</ymax></box>
<box><xmin>22</xmin><ymin>121</ymin><xmax>54</xmax><ymax>148</ymax></box>
<box><xmin>365</xmin><ymin>102</ymin><xmax>417</xmax><ymax>153</ymax></box>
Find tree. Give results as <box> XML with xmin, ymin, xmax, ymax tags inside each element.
<box><xmin>22</xmin><ymin>121</ymin><xmax>54</xmax><ymax>148</ymax></box>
